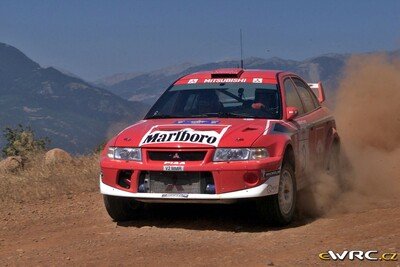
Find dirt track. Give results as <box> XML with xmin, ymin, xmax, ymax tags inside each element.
<box><xmin>1</xmin><ymin>193</ymin><xmax>399</xmax><ymax>266</ymax></box>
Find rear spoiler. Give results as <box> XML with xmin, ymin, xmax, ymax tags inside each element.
<box><xmin>308</xmin><ymin>82</ymin><xmax>325</xmax><ymax>103</ymax></box>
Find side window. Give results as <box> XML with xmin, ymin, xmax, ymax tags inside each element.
<box><xmin>283</xmin><ymin>79</ymin><xmax>305</xmax><ymax>115</ymax></box>
<box><xmin>308</xmin><ymin>86</ymin><xmax>321</xmax><ymax>107</ymax></box>
<box><xmin>292</xmin><ymin>78</ymin><xmax>318</xmax><ymax>112</ymax></box>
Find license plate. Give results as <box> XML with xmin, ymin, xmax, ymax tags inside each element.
<box><xmin>163</xmin><ymin>165</ymin><xmax>184</xmax><ymax>171</ymax></box>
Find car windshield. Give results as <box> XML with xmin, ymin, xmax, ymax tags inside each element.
<box><xmin>145</xmin><ymin>83</ymin><xmax>281</xmax><ymax>119</ymax></box>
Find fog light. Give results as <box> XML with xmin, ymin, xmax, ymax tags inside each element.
<box><xmin>243</xmin><ymin>172</ymin><xmax>259</xmax><ymax>185</ymax></box>
<box><xmin>205</xmin><ymin>184</ymin><xmax>215</xmax><ymax>194</ymax></box>
<box><xmin>138</xmin><ymin>176</ymin><xmax>150</xmax><ymax>193</ymax></box>
<box><xmin>138</xmin><ymin>184</ymin><xmax>147</xmax><ymax>192</ymax></box>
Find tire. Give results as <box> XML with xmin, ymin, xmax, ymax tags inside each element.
<box><xmin>326</xmin><ymin>142</ymin><xmax>345</xmax><ymax>189</ymax></box>
<box><xmin>103</xmin><ymin>195</ymin><xmax>142</xmax><ymax>222</ymax></box>
<box><xmin>327</xmin><ymin>142</ymin><xmax>340</xmax><ymax>178</ymax></box>
<box><xmin>257</xmin><ymin>161</ymin><xmax>297</xmax><ymax>226</ymax></box>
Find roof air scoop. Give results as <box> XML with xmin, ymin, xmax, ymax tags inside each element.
<box><xmin>211</xmin><ymin>68</ymin><xmax>244</xmax><ymax>78</ymax></box>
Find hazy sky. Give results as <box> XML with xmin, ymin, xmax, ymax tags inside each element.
<box><xmin>1</xmin><ymin>0</ymin><xmax>399</xmax><ymax>80</ymax></box>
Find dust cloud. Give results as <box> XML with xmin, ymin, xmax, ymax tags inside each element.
<box><xmin>299</xmin><ymin>54</ymin><xmax>400</xmax><ymax>217</ymax></box>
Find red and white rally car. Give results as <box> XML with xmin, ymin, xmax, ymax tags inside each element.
<box><xmin>100</xmin><ymin>68</ymin><xmax>340</xmax><ymax>225</ymax></box>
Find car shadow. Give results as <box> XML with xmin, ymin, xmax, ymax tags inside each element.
<box><xmin>116</xmin><ymin>202</ymin><xmax>315</xmax><ymax>233</ymax></box>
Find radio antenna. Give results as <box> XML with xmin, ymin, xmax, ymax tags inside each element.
<box><xmin>240</xmin><ymin>29</ymin><xmax>244</xmax><ymax>69</ymax></box>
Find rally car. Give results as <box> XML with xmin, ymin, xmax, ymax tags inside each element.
<box><xmin>100</xmin><ymin>68</ymin><xmax>340</xmax><ymax>225</ymax></box>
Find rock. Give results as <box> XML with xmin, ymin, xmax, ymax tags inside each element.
<box><xmin>266</xmin><ymin>260</ymin><xmax>274</xmax><ymax>266</ymax></box>
<box><xmin>44</xmin><ymin>148</ymin><xmax>72</xmax><ymax>165</ymax></box>
<box><xmin>0</xmin><ymin>156</ymin><xmax>23</xmax><ymax>172</ymax></box>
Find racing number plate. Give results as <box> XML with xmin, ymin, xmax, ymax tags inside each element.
<box><xmin>163</xmin><ymin>165</ymin><xmax>184</xmax><ymax>171</ymax></box>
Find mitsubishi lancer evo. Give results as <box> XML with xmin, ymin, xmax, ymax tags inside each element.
<box><xmin>100</xmin><ymin>68</ymin><xmax>340</xmax><ymax>225</ymax></box>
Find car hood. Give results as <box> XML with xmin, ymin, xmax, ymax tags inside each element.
<box><xmin>114</xmin><ymin>118</ymin><xmax>270</xmax><ymax>148</ymax></box>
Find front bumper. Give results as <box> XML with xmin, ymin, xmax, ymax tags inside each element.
<box><xmin>100</xmin><ymin>149</ymin><xmax>282</xmax><ymax>203</ymax></box>
<box><xmin>100</xmin><ymin>174</ymin><xmax>280</xmax><ymax>203</ymax></box>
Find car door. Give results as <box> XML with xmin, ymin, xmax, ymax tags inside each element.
<box><xmin>282</xmin><ymin>77</ymin><xmax>309</xmax><ymax>187</ymax></box>
<box><xmin>291</xmin><ymin>77</ymin><xmax>326</xmax><ymax>169</ymax></box>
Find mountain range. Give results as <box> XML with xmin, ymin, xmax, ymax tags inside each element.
<box><xmin>1</xmin><ymin>41</ymin><xmax>398</xmax><ymax>154</ymax></box>
<box><xmin>98</xmin><ymin>50</ymin><xmax>400</xmax><ymax>108</ymax></box>
<box><xmin>98</xmin><ymin>55</ymin><xmax>348</xmax><ymax>106</ymax></box>
<box><xmin>0</xmin><ymin>43</ymin><xmax>148</xmax><ymax>154</ymax></box>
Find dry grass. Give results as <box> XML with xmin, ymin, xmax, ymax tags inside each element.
<box><xmin>0</xmin><ymin>153</ymin><xmax>100</xmax><ymax>204</ymax></box>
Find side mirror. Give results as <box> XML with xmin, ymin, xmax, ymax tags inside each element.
<box><xmin>308</xmin><ymin>82</ymin><xmax>326</xmax><ymax>103</ymax></box>
<box><xmin>286</xmin><ymin>107</ymin><xmax>299</xmax><ymax>121</ymax></box>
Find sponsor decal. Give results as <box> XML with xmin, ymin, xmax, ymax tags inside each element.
<box><xmin>319</xmin><ymin>250</ymin><xmax>398</xmax><ymax>262</ymax></box>
<box><xmin>175</xmin><ymin>119</ymin><xmax>220</xmax><ymax>125</ymax></box>
<box><xmin>204</xmin><ymin>78</ymin><xmax>247</xmax><ymax>83</ymax></box>
<box><xmin>266</xmin><ymin>184</ymin><xmax>278</xmax><ymax>194</ymax></box>
<box><xmin>253</xmin><ymin>78</ymin><xmax>263</xmax><ymax>83</ymax></box>
<box><xmin>188</xmin><ymin>79</ymin><xmax>198</xmax><ymax>84</ymax></box>
<box><xmin>161</xmin><ymin>193</ymin><xmax>189</xmax><ymax>198</ymax></box>
<box><xmin>262</xmin><ymin>169</ymin><xmax>281</xmax><ymax>179</ymax></box>
<box><xmin>139</xmin><ymin>127</ymin><xmax>228</xmax><ymax>147</ymax></box>
<box><xmin>164</xmin><ymin>161</ymin><xmax>185</xmax><ymax>165</ymax></box>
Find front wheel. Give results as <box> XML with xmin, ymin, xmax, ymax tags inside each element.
<box><xmin>103</xmin><ymin>195</ymin><xmax>143</xmax><ymax>222</ymax></box>
<box><xmin>257</xmin><ymin>162</ymin><xmax>297</xmax><ymax>226</ymax></box>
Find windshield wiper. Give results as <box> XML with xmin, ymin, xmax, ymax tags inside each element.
<box><xmin>191</xmin><ymin>112</ymin><xmax>253</xmax><ymax>118</ymax></box>
<box><xmin>146</xmin><ymin>114</ymin><xmax>179</xmax><ymax>119</ymax></box>
<box><xmin>147</xmin><ymin>112</ymin><xmax>257</xmax><ymax>119</ymax></box>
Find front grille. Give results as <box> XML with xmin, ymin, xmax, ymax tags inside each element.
<box><xmin>138</xmin><ymin>171</ymin><xmax>214</xmax><ymax>194</ymax></box>
<box><xmin>148</xmin><ymin>151</ymin><xmax>206</xmax><ymax>161</ymax></box>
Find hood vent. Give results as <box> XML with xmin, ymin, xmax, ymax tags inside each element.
<box><xmin>211</xmin><ymin>68</ymin><xmax>244</xmax><ymax>78</ymax></box>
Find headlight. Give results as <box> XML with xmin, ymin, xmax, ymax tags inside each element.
<box><xmin>213</xmin><ymin>148</ymin><xmax>269</xmax><ymax>162</ymax></box>
<box><xmin>107</xmin><ymin>147</ymin><xmax>141</xmax><ymax>161</ymax></box>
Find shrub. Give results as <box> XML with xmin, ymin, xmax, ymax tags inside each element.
<box><xmin>2</xmin><ymin>124</ymin><xmax>50</xmax><ymax>161</ymax></box>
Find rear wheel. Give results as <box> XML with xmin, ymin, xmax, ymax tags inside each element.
<box><xmin>326</xmin><ymin>141</ymin><xmax>346</xmax><ymax>191</ymax></box>
<box><xmin>327</xmin><ymin>142</ymin><xmax>340</xmax><ymax>178</ymax></box>
<box><xmin>103</xmin><ymin>195</ymin><xmax>142</xmax><ymax>222</ymax></box>
<box><xmin>257</xmin><ymin>161</ymin><xmax>296</xmax><ymax>226</ymax></box>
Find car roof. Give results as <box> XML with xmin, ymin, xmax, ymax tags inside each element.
<box><xmin>174</xmin><ymin>68</ymin><xmax>293</xmax><ymax>85</ymax></box>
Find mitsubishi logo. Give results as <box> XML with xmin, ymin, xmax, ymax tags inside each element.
<box><xmin>188</xmin><ymin>79</ymin><xmax>198</xmax><ymax>84</ymax></box>
<box><xmin>172</xmin><ymin>153</ymin><xmax>180</xmax><ymax>159</ymax></box>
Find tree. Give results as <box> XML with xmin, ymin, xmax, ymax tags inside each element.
<box><xmin>2</xmin><ymin>124</ymin><xmax>50</xmax><ymax>159</ymax></box>
<box><xmin>95</xmin><ymin>141</ymin><xmax>107</xmax><ymax>154</ymax></box>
